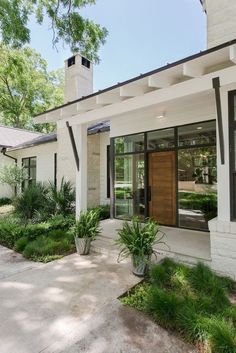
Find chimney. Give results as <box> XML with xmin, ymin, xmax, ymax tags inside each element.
<box><xmin>64</xmin><ymin>53</ymin><xmax>93</xmax><ymax>103</ymax></box>
<box><xmin>202</xmin><ymin>0</ymin><xmax>236</xmax><ymax>48</ymax></box>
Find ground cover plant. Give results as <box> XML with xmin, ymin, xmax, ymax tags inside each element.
<box><xmin>121</xmin><ymin>259</ymin><xmax>236</xmax><ymax>353</ymax></box>
<box><xmin>0</xmin><ymin>214</ymin><xmax>76</xmax><ymax>262</ymax></box>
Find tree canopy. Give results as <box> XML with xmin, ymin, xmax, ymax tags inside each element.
<box><xmin>0</xmin><ymin>45</ymin><xmax>64</xmax><ymax>132</ymax></box>
<box><xmin>0</xmin><ymin>0</ymin><xmax>108</xmax><ymax>63</ymax></box>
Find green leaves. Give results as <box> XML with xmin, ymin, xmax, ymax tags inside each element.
<box><xmin>116</xmin><ymin>217</ymin><xmax>166</xmax><ymax>262</ymax></box>
<box><xmin>74</xmin><ymin>209</ymin><xmax>101</xmax><ymax>239</ymax></box>
<box><xmin>0</xmin><ymin>45</ymin><xmax>64</xmax><ymax>130</ymax></box>
<box><xmin>0</xmin><ymin>1</ymin><xmax>108</xmax><ymax>62</ymax></box>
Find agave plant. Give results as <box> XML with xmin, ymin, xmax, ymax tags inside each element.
<box><xmin>116</xmin><ymin>217</ymin><xmax>167</xmax><ymax>276</ymax></box>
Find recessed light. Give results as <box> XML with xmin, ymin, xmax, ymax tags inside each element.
<box><xmin>197</xmin><ymin>126</ymin><xmax>202</xmax><ymax>130</ymax></box>
<box><xmin>156</xmin><ymin>113</ymin><xmax>165</xmax><ymax>119</ymax></box>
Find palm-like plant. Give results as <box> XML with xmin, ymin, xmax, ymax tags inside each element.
<box><xmin>48</xmin><ymin>178</ymin><xmax>75</xmax><ymax>216</ymax></box>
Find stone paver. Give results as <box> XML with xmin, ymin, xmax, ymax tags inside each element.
<box><xmin>0</xmin><ymin>248</ymin><xmax>196</xmax><ymax>353</ymax></box>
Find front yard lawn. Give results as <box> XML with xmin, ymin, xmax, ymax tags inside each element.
<box><xmin>121</xmin><ymin>259</ymin><xmax>236</xmax><ymax>353</ymax></box>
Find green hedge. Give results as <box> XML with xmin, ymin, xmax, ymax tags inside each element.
<box><xmin>0</xmin><ymin>215</ymin><xmax>76</xmax><ymax>261</ymax></box>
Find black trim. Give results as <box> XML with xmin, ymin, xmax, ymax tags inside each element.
<box><xmin>111</xmin><ymin>119</ymin><xmax>217</xmax><ymax>231</ymax></box>
<box><xmin>35</xmin><ymin>39</ymin><xmax>236</xmax><ymax>119</ymax></box>
<box><xmin>54</xmin><ymin>153</ymin><xmax>57</xmax><ymax>188</ymax></box>
<box><xmin>212</xmin><ymin>77</ymin><xmax>225</xmax><ymax>164</ymax></box>
<box><xmin>110</xmin><ymin>138</ymin><xmax>115</xmax><ymax>219</ymax></box>
<box><xmin>107</xmin><ymin>145</ymin><xmax>110</xmax><ymax>198</ymax></box>
<box><xmin>66</xmin><ymin>121</ymin><xmax>80</xmax><ymax>172</ymax></box>
<box><xmin>228</xmin><ymin>90</ymin><xmax>236</xmax><ymax>220</ymax></box>
<box><xmin>22</xmin><ymin>156</ymin><xmax>37</xmax><ymax>191</ymax></box>
<box><xmin>1</xmin><ymin>148</ymin><xmax>17</xmax><ymax>164</ymax></box>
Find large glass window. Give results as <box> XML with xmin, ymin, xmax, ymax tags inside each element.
<box><xmin>112</xmin><ymin>120</ymin><xmax>217</xmax><ymax>230</ymax></box>
<box><xmin>178</xmin><ymin>147</ymin><xmax>217</xmax><ymax>230</ymax></box>
<box><xmin>147</xmin><ymin>128</ymin><xmax>175</xmax><ymax>150</ymax></box>
<box><xmin>22</xmin><ymin>157</ymin><xmax>36</xmax><ymax>190</ymax></box>
<box><xmin>178</xmin><ymin>121</ymin><xmax>216</xmax><ymax>147</ymax></box>
<box><xmin>114</xmin><ymin>153</ymin><xmax>145</xmax><ymax>219</ymax></box>
<box><xmin>114</xmin><ymin>133</ymin><xmax>144</xmax><ymax>154</ymax></box>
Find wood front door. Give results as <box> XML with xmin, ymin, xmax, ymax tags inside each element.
<box><xmin>148</xmin><ymin>151</ymin><xmax>176</xmax><ymax>226</ymax></box>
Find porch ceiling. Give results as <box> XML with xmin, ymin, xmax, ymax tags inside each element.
<box><xmin>34</xmin><ymin>41</ymin><xmax>236</xmax><ymax>125</ymax></box>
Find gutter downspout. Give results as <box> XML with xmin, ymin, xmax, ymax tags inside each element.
<box><xmin>1</xmin><ymin>147</ymin><xmax>18</xmax><ymax>196</ymax></box>
<box><xmin>1</xmin><ymin>147</ymin><xmax>17</xmax><ymax>164</ymax></box>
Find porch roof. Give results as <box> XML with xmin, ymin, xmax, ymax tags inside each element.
<box><xmin>34</xmin><ymin>39</ymin><xmax>236</xmax><ymax>125</ymax></box>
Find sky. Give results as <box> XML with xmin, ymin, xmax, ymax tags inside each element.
<box><xmin>29</xmin><ymin>0</ymin><xmax>206</xmax><ymax>92</ymax></box>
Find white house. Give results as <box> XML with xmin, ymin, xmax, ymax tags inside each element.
<box><xmin>0</xmin><ymin>126</ymin><xmax>42</xmax><ymax>197</ymax></box>
<box><xmin>3</xmin><ymin>0</ymin><xmax>236</xmax><ymax>278</ymax></box>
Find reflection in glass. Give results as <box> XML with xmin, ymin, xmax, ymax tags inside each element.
<box><xmin>114</xmin><ymin>133</ymin><xmax>144</xmax><ymax>154</ymax></box>
<box><xmin>147</xmin><ymin>128</ymin><xmax>175</xmax><ymax>150</ymax></box>
<box><xmin>178</xmin><ymin>147</ymin><xmax>217</xmax><ymax>230</ymax></box>
<box><xmin>178</xmin><ymin>121</ymin><xmax>216</xmax><ymax>147</ymax></box>
<box><xmin>114</xmin><ymin>154</ymin><xmax>145</xmax><ymax>219</ymax></box>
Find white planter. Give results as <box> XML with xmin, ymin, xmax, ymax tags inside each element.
<box><xmin>132</xmin><ymin>254</ymin><xmax>150</xmax><ymax>277</ymax></box>
<box><xmin>75</xmin><ymin>237</ymin><xmax>91</xmax><ymax>255</ymax></box>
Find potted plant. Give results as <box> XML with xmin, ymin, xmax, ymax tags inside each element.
<box><xmin>74</xmin><ymin>209</ymin><xmax>100</xmax><ymax>255</ymax></box>
<box><xmin>116</xmin><ymin>217</ymin><xmax>167</xmax><ymax>277</ymax></box>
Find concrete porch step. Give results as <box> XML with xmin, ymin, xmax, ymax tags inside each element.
<box><xmin>91</xmin><ymin>235</ymin><xmax>212</xmax><ymax>267</ymax></box>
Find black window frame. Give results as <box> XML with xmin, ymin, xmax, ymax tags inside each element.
<box><xmin>22</xmin><ymin>156</ymin><xmax>37</xmax><ymax>191</ymax></box>
<box><xmin>228</xmin><ymin>90</ymin><xmax>236</xmax><ymax>220</ymax></box>
<box><xmin>111</xmin><ymin>119</ymin><xmax>217</xmax><ymax>231</ymax></box>
<box><xmin>107</xmin><ymin>145</ymin><xmax>110</xmax><ymax>198</ymax></box>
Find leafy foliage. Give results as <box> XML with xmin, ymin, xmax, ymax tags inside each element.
<box><xmin>0</xmin><ymin>45</ymin><xmax>63</xmax><ymax>130</ymax></box>
<box><xmin>116</xmin><ymin>217</ymin><xmax>166</xmax><ymax>262</ymax></box>
<box><xmin>0</xmin><ymin>197</ymin><xmax>12</xmax><ymax>206</ymax></box>
<box><xmin>73</xmin><ymin>209</ymin><xmax>100</xmax><ymax>239</ymax></box>
<box><xmin>0</xmin><ymin>214</ymin><xmax>76</xmax><ymax>261</ymax></box>
<box><xmin>14</xmin><ymin>183</ymin><xmax>48</xmax><ymax>220</ymax></box>
<box><xmin>0</xmin><ymin>164</ymin><xmax>27</xmax><ymax>193</ymax></box>
<box><xmin>88</xmin><ymin>204</ymin><xmax>110</xmax><ymax>220</ymax></box>
<box><xmin>46</xmin><ymin>178</ymin><xmax>75</xmax><ymax>217</ymax></box>
<box><xmin>121</xmin><ymin>259</ymin><xmax>236</xmax><ymax>353</ymax></box>
<box><xmin>0</xmin><ymin>1</ymin><xmax>108</xmax><ymax>62</ymax></box>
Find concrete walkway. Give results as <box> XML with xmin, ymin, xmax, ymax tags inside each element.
<box><xmin>0</xmin><ymin>248</ymin><xmax>196</xmax><ymax>353</ymax></box>
<box><xmin>0</xmin><ymin>245</ymin><xmax>42</xmax><ymax>279</ymax></box>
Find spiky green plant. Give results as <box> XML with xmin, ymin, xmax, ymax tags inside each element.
<box><xmin>116</xmin><ymin>217</ymin><xmax>167</xmax><ymax>262</ymax></box>
<box><xmin>47</xmin><ymin>178</ymin><xmax>75</xmax><ymax>216</ymax></box>
<box><xmin>74</xmin><ymin>209</ymin><xmax>101</xmax><ymax>240</ymax></box>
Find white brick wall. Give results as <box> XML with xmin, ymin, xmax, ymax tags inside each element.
<box><xmin>10</xmin><ymin>141</ymin><xmax>57</xmax><ymax>185</ymax></box>
<box><xmin>206</xmin><ymin>0</ymin><xmax>236</xmax><ymax>48</ymax></box>
<box><xmin>209</xmin><ymin>218</ymin><xmax>236</xmax><ymax>279</ymax></box>
<box><xmin>0</xmin><ymin>153</ymin><xmax>15</xmax><ymax>198</ymax></box>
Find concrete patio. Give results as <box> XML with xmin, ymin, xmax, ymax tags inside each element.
<box><xmin>93</xmin><ymin>219</ymin><xmax>211</xmax><ymax>264</ymax></box>
<box><xmin>0</xmin><ymin>247</ymin><xmax>197</xmax><ymax>353</ymax></box>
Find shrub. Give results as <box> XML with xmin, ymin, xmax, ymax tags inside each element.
<box><xmin>0</xmin><ymin>218</ymin><xmax>23</xmax><ymax>248</ymax></box>
<box><xmin>14</xmin><ymin>183</ymin><xmax>48</xmax><ymax>220</ymax></box>
<box><xmin>14</xmin><ymin>236</ymin><xmax>28</xmax><ymax>252</ymax></box>
<box><xmin>47</xmin><ymin>178</ymin><xmax>75</xmax><ymax>216</ymax></box>
<box><xmin>0</xmin><ymin>197</ymin><xmax>12</xmax><ymax>206</ymax></box>
<box><xmin>23</xmin><ymin>236</ymin><xmax>72</xmax><ymax>260</ymax></box>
